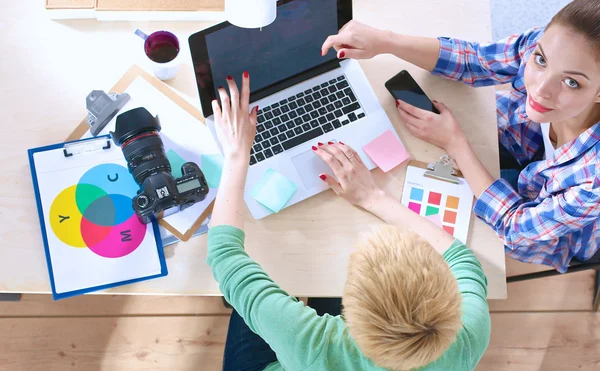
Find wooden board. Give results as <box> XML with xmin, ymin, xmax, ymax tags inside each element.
<box><xmin>95</xmin><ymin>0</ymin><xmax>224</xmax><ymax>11</ymax></box>
<box><xmin>0</xmin><ymin>317</ymin><xmax>228</xmax><ymax>371</ymax></box>
<box><xmin>0</xmin><ymin>295</ymin><xmax>231</xmax><ymax>317</ymax></box>
<box><xmin>477</xmin><ymin>312</ymin><xmax>600</xmax><ymax>371</ymax></box>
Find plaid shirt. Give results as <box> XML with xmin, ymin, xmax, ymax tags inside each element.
<box><xmin>432</xmin><ymin>28</ymin><xmax>600</xmax><ymax>272</ymax></box>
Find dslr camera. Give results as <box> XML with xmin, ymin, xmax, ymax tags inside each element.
<box><xmin>110</xmin><ymin>107</ymin><xmax>209</xmax><ymax>224</ymax></box>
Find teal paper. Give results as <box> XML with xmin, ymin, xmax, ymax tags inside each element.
<box><xmin>251</xmin><ymin>169</ymin><xmax>297</xmax><ymax>213</ymax></box>
<box><xmin>166</xmin><ymin>149</ymin><xmax>186</xmax><ymax>178</ymax></box>
<box><xmin>201</xmin><ymin>154</ymin><xmax>224</xmax><ymax>188</ymax></box>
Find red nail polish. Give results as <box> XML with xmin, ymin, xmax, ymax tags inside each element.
<box><xmin>243</xmin><ymin>71</ymin><xmax>249</xmax><ymax>78</ymax></box>
<box><xmin>328</xmin><ymin>141</ymin><xmax>334</xmax><ymax>145</ymax></box>
<box><xmin>218</xmin><ymin>86</ymin><xmax>223</xmax><ymax>90</ymax></box>
<box><xmin>254</xmin><ymin>106</ymin><xmax>259</xmax><ymax>113</ymax></box>
<box><xmin>339</xmin><ymin>141</ymin><xmax>345</xmax><ymax>145</ymax></box>
<box><xmin>312</xmin><ymin>146</ymin><xmax>318</xmax><ymax>151</ymax></box>
<box><xmin>212</xmin><ymin>99</ymin><xmax>217</xmax><ymax>103</ymax></box>
<box><xmin>319</xmin><ymin>174</ymin><xmax>327</xmax><ymax>180</ymax></box>
<box><xmin>320</xmin><ymin>51</ymin><xmax>323</xmax><ymax>56</ymax></box>
<box><xmin>227</xmin><ymin>75</ymin><xmax>233</xmax><ymax>80</ymax></box>
<box><xmin>318</xmin><ymin>142</ymin><xmax>324</xmax><ymax>146</ymax></box>
<box><xmin>339</xmin><ymin>51</ymin><xmax>345</xmax><ymax>58</ymax></box>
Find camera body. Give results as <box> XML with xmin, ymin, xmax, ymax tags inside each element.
<box><xmin>110</xmin><ymin>107</ymin><xmax>209</xmax><ymax>224</ymax></box>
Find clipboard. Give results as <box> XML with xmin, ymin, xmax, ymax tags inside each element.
<box><xmin>409</xmin><ymin>155</ymin><xmax>465</xmax><ymax>185</ymax></box>
<box><xmin>65</xmin><ymin>65</ymin><xmax>213</xmax><ymax>241</ymax></box>
<box><xmin>28</xmin><ymin>135</ymin><xmax>168</xmax><ymax>300</ymax></box>
<box><xmin>401</xmin><ymin>155</ymin><xmax>474</xmax><ymax>244</ymax></box>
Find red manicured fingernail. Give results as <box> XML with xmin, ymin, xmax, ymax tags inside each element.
<box><xmin>218</xmin><ymin>86</ymin><xmax>223</xmax><ymax>90</ymax></box>
<box><xmin>243</xmin><ymin>71</ymin><xmax>249</xmax><ymax>78</ymax></box>
<box><xmin>319</xmin><ymin>174</ymin><xmax>327</xmax><ymax>180</ymax></box>
<box><xmin>396</xmin><ymin>100</ymin><xmax>399</xmax><ymax>107</ymax></box>
<box><xmin>328</xmin><ymin>141</ymin><xmax>334</xmax><ymax>145</ymax></box>
<box><xmin>254</xmin><ymin>106</ymin><xmax>259</xmax><ymax>113</ymax></box>
<box><xmin>320</xmin><ymin>50</ymin><xmax>323</xmax><ymax>56</ymax></box>
<box><xmin>226</xmin><ymin>75</ymin><xmax>233</xmax><ymax>80</ymax></box>
<box><xmin>318</xmin><ymin>142</ymin><xmax>324</xmax><ymax>146</ymax></box>
<box><xmin>339</xmin><ymin>141</ymin><xmax>345</xmax><ymax>145</ymax></box>
<box><xmin>312</xmin><ymin>146</ymin><xmax>318</xmax><ymax>151</ymax></box>
<box><xmin>339</xmin><ymin>51</ymin><xmax>345</xmax><ymax>58</ymax></box>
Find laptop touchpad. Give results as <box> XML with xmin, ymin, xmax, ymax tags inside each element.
<box><xmin>291</xmin><ymin>149</ymin><xmax>332</xmax><ymax>190</ymax></box>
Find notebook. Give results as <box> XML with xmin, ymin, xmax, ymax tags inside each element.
<box><xmin>28</xmin><ymin>135</ymin><xmax>167</xmax><ymax>300</ymax></box>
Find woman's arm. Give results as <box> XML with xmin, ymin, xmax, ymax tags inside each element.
<box><xmin>321</xmin><ymin>20</ymin><xmax>440</xmax><ymax>71</ymax></box>
<box><xmin>322</xmin><ymin>21</ymin><xmax>544</xmax><ymax>86</ymax></box>
<box><xmin>209</xmin><ymin>73</ymin><xmax>258</xmax><ymax>229</ymax></box>
<box><xmin>313</xmin><ymin>143</ymin><xmax>455</xmax><ymax>255</ymax></box>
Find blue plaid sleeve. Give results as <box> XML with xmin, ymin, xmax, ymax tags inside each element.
<box><xmin>474</xmin><ymin>178</ymin><xmax>600</xmax><ymax>272</ymax></box>
<box><xmin>432</xmin><ymin>28</ymin><xmax>544</xmax><ymax>87</ymax></box>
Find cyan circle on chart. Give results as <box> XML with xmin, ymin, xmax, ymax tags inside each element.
<box><xmin>82</xmin><ymin>194</ymin><xmax>116</xmax><ymax>227</ymax></box>
<box><xmin>82</xmin><ymin>194</ymin><xmax>133</xmax><ymax>227</ymax></box>
<box><xmin>78</xmin><ymin>163</ymin><xmax>138</xmax><ymax>199</ymax></box>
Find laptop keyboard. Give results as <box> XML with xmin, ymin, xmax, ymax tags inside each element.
<box><xmin>250</xmin><ymin>75</ymin><xmax>366</xmax><ymax>166</ymax></box>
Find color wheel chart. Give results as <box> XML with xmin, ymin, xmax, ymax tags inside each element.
<box><xmin>50</xmin><ymin>163</ymin><xmax>144</xmax><ymax>258</ymax></box>
<box><xmin>401</xmin><ymin>165</ymin><xmax>474</xmax><ymax>244</ymax></box>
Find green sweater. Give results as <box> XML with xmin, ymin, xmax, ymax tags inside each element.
<box><xmin>207</xmin><ymin>225</ymin><xmax>491</xmax><ymax>371</ymax></box>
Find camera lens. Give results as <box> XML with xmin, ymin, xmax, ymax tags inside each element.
<box><xmin>110</xmin><ymin>108</ymin><xmax>171</xmax><ymax>185</ymax></box>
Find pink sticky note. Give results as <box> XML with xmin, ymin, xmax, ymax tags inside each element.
<box><xmin>425</xmin><ymin>214</ymin><xmax>443</xmax><ymax>228</ymax></box>
<box><xmin>363</xmin><ymin>130</ymin><xmax>410</xmax><ymax>172</ymax></box>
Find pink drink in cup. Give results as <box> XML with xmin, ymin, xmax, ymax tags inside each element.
<box><xmin>135</xmin><ymin>29</ymin><xmax>181</xmax><ymax>81</ymax></box>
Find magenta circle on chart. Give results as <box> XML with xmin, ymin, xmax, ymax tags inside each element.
<box><xmin>87</xmin><ymin>214</ymin><xmax>146</xmax><ymax>258</ymax></box>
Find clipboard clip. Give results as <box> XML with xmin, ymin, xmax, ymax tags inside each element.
<box><xmin>424</xmin><ymin>155</ymin><xmax>460</xmax><ymax>184</ymax></box>
<box><xmin>63</xmin><ymin>137</ymin><xmax>111</xmax><ymax>158</ymax></box>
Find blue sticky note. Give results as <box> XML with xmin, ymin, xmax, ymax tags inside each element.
<box><xmin>251</xmin><ymin>169</ymin><xmax>297</xmax><ymax>213</ymax></box>
<box><xmin>201</xmin><ymin>154</ymin><xmax>224</xmax><ymax>188</ymax></box>
<box><xmin>166</xmin><ymin>149</ymin><xmax>187</xmax><ymax>178</ymax></box>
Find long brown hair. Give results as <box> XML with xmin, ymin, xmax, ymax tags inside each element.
<box><xmin>548</xmin><ymin>0</ymin><xmax>600</xmax><ymax>56</ymax></box>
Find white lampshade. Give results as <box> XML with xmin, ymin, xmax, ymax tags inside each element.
<box><xmin>225</xmin><ymin>0</ymin><xmax>277</xmax><ymax>29</ymax></box>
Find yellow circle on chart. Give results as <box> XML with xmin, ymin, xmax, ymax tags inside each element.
<box><xmin>49</xmin><ymin>185</ymin><xmax>86</xmax><ymax>248</ymax></box>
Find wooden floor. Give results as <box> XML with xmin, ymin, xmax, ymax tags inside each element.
<box><xmin>1</xmin><ymin>257</ymin><xmax>599</xmax><ymax>371</ymax></box>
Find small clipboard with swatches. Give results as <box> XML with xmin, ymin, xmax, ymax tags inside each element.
<box><xmin>401</xmin><ymin>156</ymin><xmax>474</xmax><ymax>244</ymax></box>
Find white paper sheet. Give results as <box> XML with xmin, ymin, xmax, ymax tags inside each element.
<box><xmin>33</xmin><ymin>143</ymin><xmax>163</xmax><ymax>295</ymax></box>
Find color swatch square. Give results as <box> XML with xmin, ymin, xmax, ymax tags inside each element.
<box><xmin>410</xmin><ymin>187</ymin><xmax>424</xmax><ymax>202</ymax></box>
<box><xmin>444</xmin><ymin>210</ymin><xmax>457</xmax><ymax>224</ymax></box>
<box><xmin>250</xmin><ymin>169</ymin><xmax>298</xmax><ymax>213</ymax></box>
<box><xmin>201</xmin><ymin>154</ymin><xmax>224</xmax><ymax>188</ymax></box>
<box><xmin>408</xmin><ymin>202</ymin><xmax>421</xmax><ymax>214</ymax></box>
<box><xmin>428</xmin><ymin>192</ymin><xmax>442</xmax><ymax>205</ymax></box>
<box><xmin>446</xmin><ymin>196</ymin><xmax>460</xmax><ymax>209</ymax></box>
<box><xmin>425</xmin><ymin>206</ymin><xmax>439</xmax><ymax>216</ymax></box>
<box><xmin>443</xmin><ymin>225</ymin><xmax>455</xmax><ymax>235</ymax></box>
<box><xmin>166</xmin><ymin>149</ymin><xmax>187</xmax><ymax>179</ymax></box>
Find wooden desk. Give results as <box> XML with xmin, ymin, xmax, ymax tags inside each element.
<box><xmin>0</xmin><ymin>0</ymin><xmax>506</xmax><ymax>299</ymax></box>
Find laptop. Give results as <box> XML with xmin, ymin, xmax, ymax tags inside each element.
<box><xmin>189</xmin><ymin>0</ymin><xmax>398</xmax><ymax>219</ymax></box>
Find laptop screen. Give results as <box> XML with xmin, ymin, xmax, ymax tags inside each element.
<box><xmin>189</xmin><ymin>0</ymin><xmax>352</xmax><ymax>117</ymax></box>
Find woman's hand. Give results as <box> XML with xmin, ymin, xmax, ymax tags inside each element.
<box><xmin>396</xmin><ymin>99</ymin><xmax>467</xmax><ymax>154</ymax></box>
<box><xmin>321</xmin><ymin>20</ymin><xmax>391</xmax><ymax>60</ymax></box>
<box><xmin>212</xmin><ymin>72</ymin><xmax>258</xmax><ymax>161</ymax></box>
<box><xmin>313</xmin><ymin>142</ymin><xmax>385</xmax><ymax>209</ymax></box>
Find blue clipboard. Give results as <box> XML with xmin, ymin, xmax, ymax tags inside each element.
<box><xmin>28</xmin><ymin>135</ymin><xmax>168</xmax><ymax>300</ymax></box>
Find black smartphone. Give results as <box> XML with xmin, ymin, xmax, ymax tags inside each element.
<box><xmin>385</xmin><ymin>70</ymin><xmax>439</xmax><ymax>114</ymax></box>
